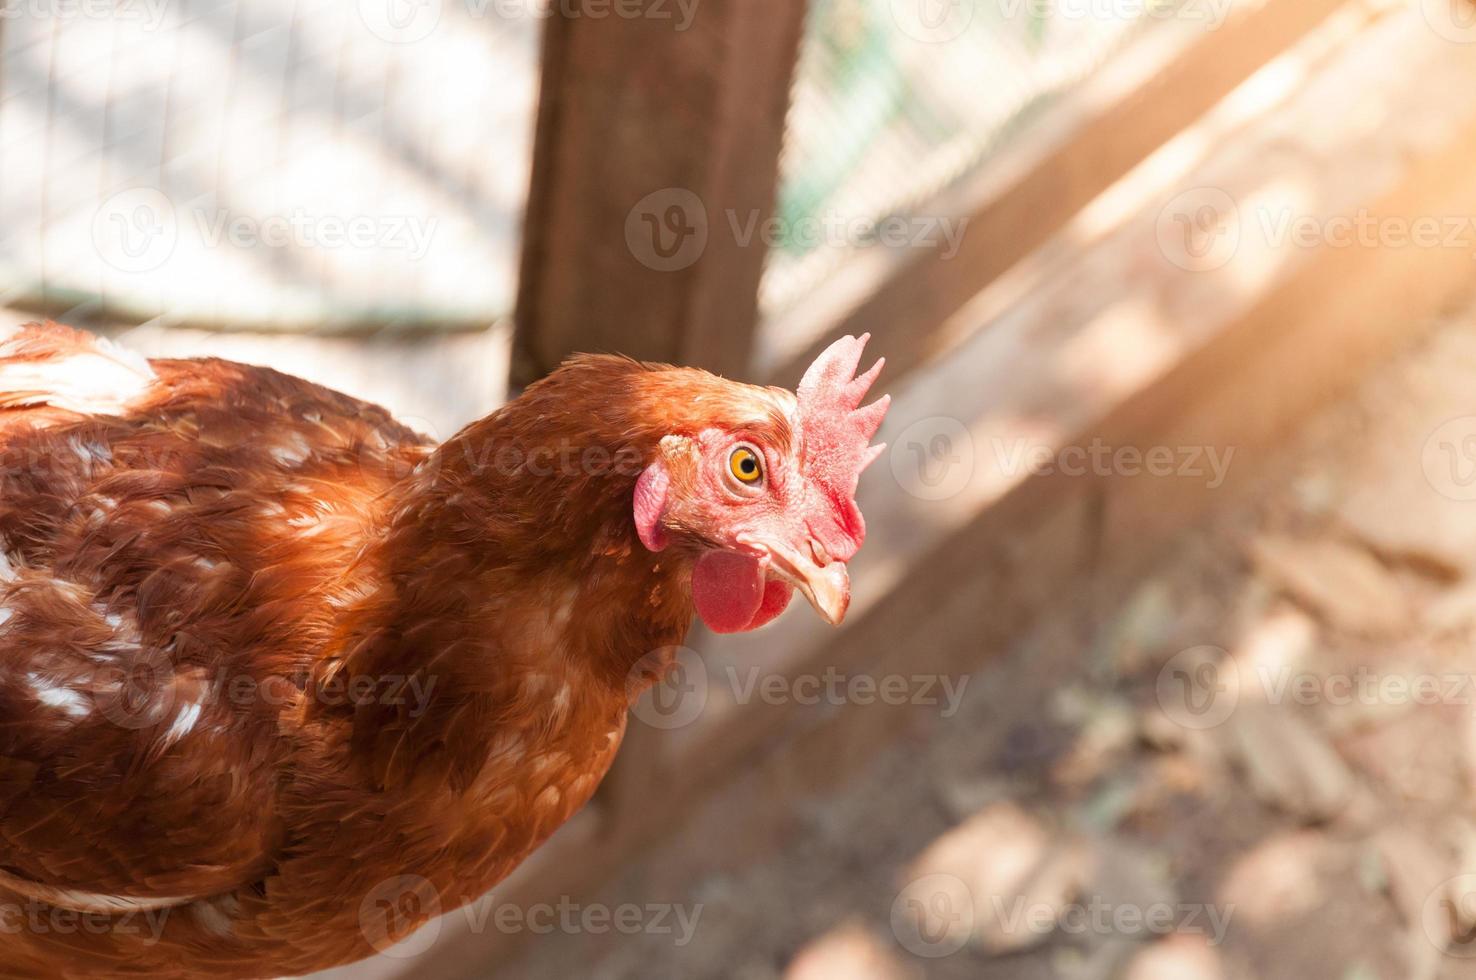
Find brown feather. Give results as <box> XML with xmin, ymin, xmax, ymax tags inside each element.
<box><xmin>0</xmin><ymin>323</ymin><xmax>804</xmax><ymax>978</ymax></box>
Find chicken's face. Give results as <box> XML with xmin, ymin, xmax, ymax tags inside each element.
<box><xmin>633</xmin><ymin>335</ymin><xmax>890</xmax><ymax>634</ymax></box>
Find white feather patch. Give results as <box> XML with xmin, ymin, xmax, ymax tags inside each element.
<box><xmin>0</xmin><ymin>868</ymin><xmax>193</xmax><ymax>914</ymax></box>
<box><xmin>26</xmin><ymin>672</ymin><xmax>90</xmax><ymax>718</ymax></box>
<box><xmin>0</xmin><ymin>336</ymin><xmax>156</xmax><ymax>415</ymax></box>
<box><xmin>161</xmin><ymin>702</ymin><xmax>202</xmax><ymax>746</ymax></box>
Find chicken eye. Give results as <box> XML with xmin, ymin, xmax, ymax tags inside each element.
<box><xmin>728</xmin><ymin>446</ymin><xmax>764</xmax><ymax>486</ymax></box>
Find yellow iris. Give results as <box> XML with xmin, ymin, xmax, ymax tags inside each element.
<box><xmin>729</xmin><ymin>446</ymin><xmax>763</xmax><ymax>485</ymax></box>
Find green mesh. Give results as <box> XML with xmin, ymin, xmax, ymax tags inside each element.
<box><xmin>764</xmin><ymin>0</ymin><xmax>1191</xmax><ymax>317</ymax></box>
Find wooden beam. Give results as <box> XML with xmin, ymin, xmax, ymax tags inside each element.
<box><xmin>762</xmin><ymin>0</ymin><xmax>1351</xmax><ymax>389</ymax></box>
<box><xmin>512</xmin><ymin>0</ymin><xmax>807</xmax><ymax>386</ymax></box>
<box><xmin>695</xmin><ymin>1</ymin><xmax>1449</xmax><ymax>799</ymax></box>
<box><xmin>387</xmin><ymin>9</ymin><xmax>1476</xmax><ymax>977</ymax></box>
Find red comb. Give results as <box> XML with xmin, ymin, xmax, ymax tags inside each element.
<box><xmin>796</xmin><ymin>333</ymin><xmax>891</xmax><ymax>515</ymax></box>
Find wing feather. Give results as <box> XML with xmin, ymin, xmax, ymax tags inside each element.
<box><xmin>0</xmin><ymin>323</ymin><xmax>431</xmax><ymax>908</ymax></box>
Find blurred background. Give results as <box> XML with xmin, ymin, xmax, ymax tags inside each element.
<box><xmin>7</xmin><ymin>0</ymin><xmax>1476</xmax><ymax>977</ymax></box>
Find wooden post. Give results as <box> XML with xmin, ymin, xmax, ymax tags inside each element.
<box><xmin>511</xmin><ymin>0</ymin><xmax>807</xmax><ymax>387</ymax></box>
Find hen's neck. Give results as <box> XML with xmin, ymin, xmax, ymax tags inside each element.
<box><xmin>325</xmin><ymin>397</ymin><xmax>697</xmax><ymax>743</ymax></box>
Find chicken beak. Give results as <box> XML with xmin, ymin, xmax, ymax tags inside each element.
<box><xmin>764</xmin><ymin>540</ymin><xmax>851</xmax><ymax>626</ymax></box>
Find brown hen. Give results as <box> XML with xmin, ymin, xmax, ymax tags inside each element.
<box><xmin>0</xmin><ymin>321</ymin><xmax>887</xmax><ymax>978</ymax></box>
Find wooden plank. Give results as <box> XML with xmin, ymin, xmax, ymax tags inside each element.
<box><xmin>511</xmin><ymin>0</ymin><xmax>807</xmax><ymax>386</ymax></box>
<box><xmin>761</xmin><ymin>0</ymin><xmax>1351</xmax><ymax>389</ymax></box>
<box><xmin>381</xmin><ymin>7</ymin><xmax>1476</xmax><ymax>977</ymax></box>
<box><xmin>687</xmin><ymin>2</ymin><xmax>1458</xmax><ymax>802</ymax></box>
<box><xmin>510</xmin><ymin>7</ymin><xmax>1476</xmax><ymax>963</ymax></box>
<box><xmin>485</xmin><ymin>15</ymin><xmax>1476</xmax><ymax>969</ymax></box>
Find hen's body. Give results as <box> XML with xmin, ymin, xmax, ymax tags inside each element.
<box><xmin>0</xmin><ymin>323</ymin><xmax>705</xmax><ymax>977</ymax></box>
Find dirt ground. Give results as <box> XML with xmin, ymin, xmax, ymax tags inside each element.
<box><xmin>498</xmin><ymin>301</ymin><xmax>1476</xmax><ymax>980</ymax></box>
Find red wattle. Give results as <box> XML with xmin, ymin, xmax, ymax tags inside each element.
<box><xmin>748</xmin><ymin>578</ymin><xmax>795</xmax><ymax>630</ymax></box>
<box><xmin>691</xmin><ymin>551</ymin><xmax>794</xmax><ymax>633</ymax></box>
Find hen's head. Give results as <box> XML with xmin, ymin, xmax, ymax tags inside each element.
<box><xmin>633</xmin><ymin>335</ymin><xmax>890</xmax><ymax>633</ymax></box>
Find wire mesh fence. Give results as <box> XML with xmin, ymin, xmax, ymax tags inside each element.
<box><xmin>762</xmin><ymin>0</ymin><xmax>1197</xmax><ymax>319</ymax></box>
<box><xmin>0</xmin><ymin>0</ymin><xmax>1191</xmax><ymax>335</ymax></box>
<box><xmin>0</xmin><ymin>0</ymin><xmax>538</xmax><ymax>332</ymax></box>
